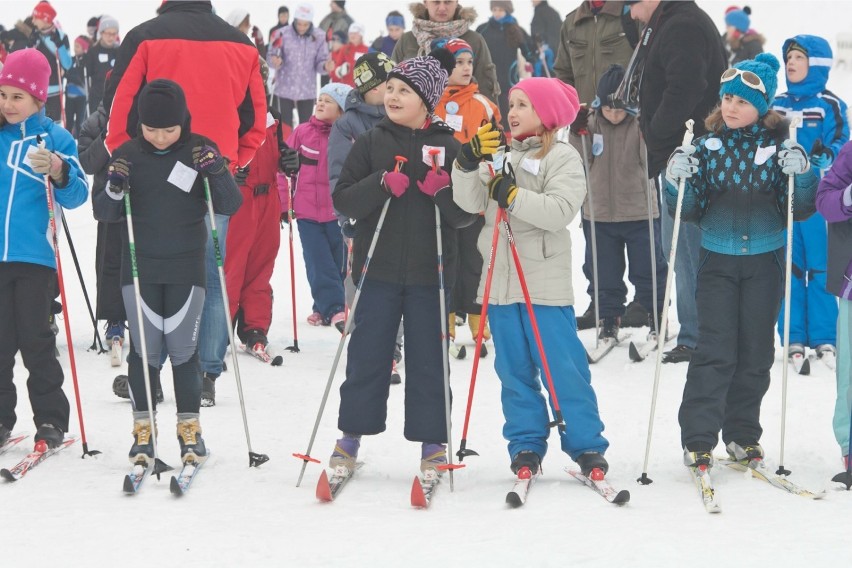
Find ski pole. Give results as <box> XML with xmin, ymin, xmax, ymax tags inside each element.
<box><xmin>54</xmin><ymin>49</ymin><xmax>66</xmax><ymax>128</ymax></box>
<box><xmin>579</xmin><ymin>132</ymin><xmax>601</xmax><ymax>348</ymax></box>
<box><xmin>292</xmin><ymin>157</ymin><xmax>403</xmax><ymax>487</ymax></box>
<box><xmin>637</xmin><ymin>120</ymin><xmax>694</xmax><ymax>485</ymax></box>
<box><xmin>428</xmin><ymin>149</ymin><xmax>461</xmax><ymax>490</ymax></box>
<box><xmin>202</xmin><ymin>175</ymin><xmax>269</xmax><ymax>468</ymax></box>
<box><xmin>60</xmin><ymin>210</ymin><xmax>105</xmax><ymax>353</ymax></box>
<box><xmin>122</xmin><ymin>178</ymin><xmax>171</xmax><ymax>476</ymax></box>
<box><xmin>285</xmin><ymin>173</ymin><xmax>300</xmax><ymax>353</ymax></box>
<box><xmin>777</xmin><ymin>115</ymin><xmax>803</xmax><ymax>477</ymax></box>
<box><xmin>644</xmin><ymin>146</ymin><xmax>660</xmax><ymax>335</ymax></box>
<box><xmin>457</xmin><ymin>158</ymin><xmax>504</xmax><ymax>462</ymax></box>
<box><xmin>36</xmin><ymin>137</ymin><xmax>99</xmax><ymax>458</ymax></box>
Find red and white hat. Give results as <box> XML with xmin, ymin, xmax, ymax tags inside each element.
<box><xmin>0</xmin><ymin>48</ymin><xmax>51</xmax><ymax>102</ymax></box>
<box><xmin>32</xmin><ymin>1</ymin><xmax>57</xmax><ymax>25</ymax></box>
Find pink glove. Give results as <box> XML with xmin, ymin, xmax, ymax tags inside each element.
<box><xmin>382</xmin><ymin>170</ymin><xmax>409</xmax><ymax>198</ymax></box>
<box><xmin>417</xmin><ymin>168</ymin><xmax>450</xmax><ymax>198</ymax></box>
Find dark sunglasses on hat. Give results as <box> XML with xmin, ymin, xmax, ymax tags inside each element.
<box><xmin>720</xmin><ymin>68</ymin><xmax>767</xmax><ymax>95</ymax></box>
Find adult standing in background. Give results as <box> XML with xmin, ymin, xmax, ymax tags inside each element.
<box><xmin>268</xmin><ymin>3</ymin><xmax>329</xmax><ymax>128</ymax></box>
<box><xmin>103</xmin><ymin>0</ymin><xmax>268</xmax><ymax>397</ymax></box>
<box><xmin>622</xmin><ymin>0</ymin><xmax>727</xmax><ymax>364</ymax></box>
<box><xmin>269</xmin><ymin>6</ymin><xmax>289</xmax><ymax>43</ymax></box>
<box><xmin>85</xmin><ymin>15</ymin><xmax>119</xmax><ymax>114</ymax></box>
<box><xmin>371</xmin><ymin>11</ymin><xmax>406</xmax><ymax>57</ymax></box>
<box><xmin>319</xmin><ymin>0</ymin><xmax>354</xmax><ymax>87</ymax></box>
<box><xmin>530</xmin><ymin>1</ymin><xmax>561</xmax><ymax>56</ymax></box>
<box><xmin>392</xmin><ymin>1</ymin><xmax>499</xmax><ymax>103</ymax></box>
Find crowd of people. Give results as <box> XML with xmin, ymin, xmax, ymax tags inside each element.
<box><xmin>0</xmin><ymin>0</ymin><xmax>849</xmax><ymax>490</ymax></box>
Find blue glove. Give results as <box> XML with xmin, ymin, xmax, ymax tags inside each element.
<box><xmin>778</xmin><ymin>140</ymin><xmax>810</xmax><ymax>175</ymax></box>
<box><xmin>810</xmin><ymin>148</ymin><xmax>834</xmax><ymax>169</ymax></box>
<box><xmin>665</xmin><ymin>144</ymin><xmax>698</xmax><ymax>186</ymax></box>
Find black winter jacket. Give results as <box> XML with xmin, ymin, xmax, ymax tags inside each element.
<box><xmin>77</xmin><ymin>104</ymin><xmax>110</xmax><ymax>214</ymax></box>
<box><xmin>638</xmin><ymin>1</ymin><xmax>727</xmax><ymax>177</ymax></box>
<box><xmin>530</xmin><ymin>1</ymin><xmax>562</xmax><ymax>53</ymax></box>
<box><xmin>333</xmin><ymin>118</ymin><xmax>477</xmax><ymax>288</ymax></box>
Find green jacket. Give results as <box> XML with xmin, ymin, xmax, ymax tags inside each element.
<box><xmin>554</xmin><ymin>1</ymin><xmax>637</xmax><ymax>104</ymax></box>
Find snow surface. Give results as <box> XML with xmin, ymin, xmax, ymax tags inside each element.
<box><xmin>5</xmin><ymin>1</ymin><xmax>852</xmax><ymax>567</ymax></box>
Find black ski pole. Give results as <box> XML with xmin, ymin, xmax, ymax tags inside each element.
<box><xmin>60</xmin><ymin>210</ymin><xmax>105</xmax><ymax>353</ymax></box>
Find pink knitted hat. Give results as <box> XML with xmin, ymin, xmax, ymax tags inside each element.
<box><xmin>0</xmin><ymin>48</ymin><xmax>51</xmax><ymax>102</ymax></box>
<box><xmin>510</xmin><ymin>78</ymin><xmax>581</xmax><ymax>131</ymax></box>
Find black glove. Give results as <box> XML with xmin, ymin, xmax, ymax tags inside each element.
<box><xmin>456</xmin><ymin>123</ymin><xmax>502</xmax><ymax>171</ymax></box>
<box><xmin>234</xmin><ymin>166</ymin><xmax>250</xmax><ymax>186</ymax></box>
<box><xmin>340</xmin><ymin>219</ymin><xmax>356</xmax><ymax>239</ymax></box>
<box><xmin>570</xmin><ymin>105</ymin><xmax>590</xmax><ymax>135</ymax></box>
<box><xmin>279</xmin><ymin>148</ymin><xmax>300</xmax><ymax>176</ymax></box>
<box><xmin>192</xmin><ymin>144</ymin><xmax>226</xmax><ymax>175</ymax></box>
<box><xmin>107</xmin><ymin>158</ymin><xmax>131</xmax><ymax>196</ymax></box>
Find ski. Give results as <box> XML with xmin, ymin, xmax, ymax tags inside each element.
<box><xmin>1</xmin><ymin>436</ymin><xmax>77</xmax><ymax>482</ymax></box>
<box><xmin>390</xmin><ymin>361</ymin><xmax>402</xmax><ymax>385</ymax></box>
<box><xmin>686</xmin><ymin>464</ymin><xmax>722</xmax><ymax>513</ymax></box>
<box><xmin>789</xmin><ymin>352</ymin><xmax>810</xmax><ymax>375</ymax></box>
<box><xmin>506</xmin><ymin>466</ymin><xmax>538</xmax><ymax>508</ymax></box>
<box><xmin>316</xmin><ymin>463</ymin><xmax>361</xmax><ymax>502</ymax></box>
<box><xmin>411</xmin><ymin>469</ymin><xmax>440</xmax><ymax>509</ymax></box>
<box><xmin>241</xmin><ymin>343</ymin><xmax>284</xmax><ymax>366</ymax></box>
<box><xmin>586</xmin><ymin>332</ymin><xmax>631</xmax><ymax>364</ymax></box>
<box><xmin>566</xmin><ymin>468</ymin><xmax>630</xmax><ymax>505</ymax></box>
<box><xmin>123</xmin><ymin>459</ymin><xmax>153</xmax><ymax>494</ymax></box>
<box><xmin>817</xmin><ymin>351</ymin><xmax>836</xmax><ymax>371</ymax></box>
<box><xmin>170</xmin><ymin>454</ymin><xmax>209</xmax><ymax>497</ymax></box>
<box><xmin>718</xmin><ymin>458</ymin><xmax>825</xmax><ymax>499</ymax></box>
<box><xmin>449</xmin><ymin>342</ymin><xmax>467</xmax><ymax>360</ymax></box>
<box><xmin>110</xmin><ymin>337</ymin><xmax>123</xmax><ymax>367</ymax></box>
<box><xmin>0</xmin><ymin>433</ymin><xmax>29</xmax><ymax>457</ymax></box>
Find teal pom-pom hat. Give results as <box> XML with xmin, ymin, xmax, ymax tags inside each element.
<box><xmin>718</xmin><ymin>52</ymin><xmax>780</xmax><ymax>116</ymax></box>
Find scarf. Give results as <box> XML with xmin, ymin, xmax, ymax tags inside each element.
<box><xmin>411</xmin><ymin>16</ymin><xmax>471</xmax><ymax>55</ymax></box>
<box><xmin>494</xmin><ymin>14</ymin><xmax>517</xmax><ymax>26</ymax></box>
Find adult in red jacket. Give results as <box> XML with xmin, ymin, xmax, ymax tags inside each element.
<box><xmin>103</xmin><ymin>0</ymin><xmax>268</xmax><ymax>399</ymax></box>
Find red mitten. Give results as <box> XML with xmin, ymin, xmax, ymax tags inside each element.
<box><xmin>382</xmin><ymin>171</ymin><xmax>409</xmax><ymax>198</ymax></box>
<box><xmin>417</xmin><ymin>168</ymin><xmax>449</xmax><ymax>197</ymax></box>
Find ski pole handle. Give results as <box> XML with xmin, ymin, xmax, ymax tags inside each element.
<box><xmin>681</xmin><ymin>119</ymin><xmax>695</xmax><ymax>148</ymax></box>
<box><xmin>428</xmin><ymin>148</ymin><xmax>440</xmax><ymax>173</ymax></box>
<box><xmin>394</xmin><ymin>155</ymin><xmax>408</xmax><ymax>173</ymax></box>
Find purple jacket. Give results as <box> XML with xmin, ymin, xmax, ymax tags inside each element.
<box><xmin>816</xmin><ymin>140</ymin><xmax>852</xmax><ymax>299</ymax></box>
<box><xmin>285</xmin><ymin>116</ymin><xmax>337</xmax><ymax>223</ymax></box>
<box><xmin>267</xmin><ymin>24</ymin><xmax>329</xmax><ymax>101</ymax></box>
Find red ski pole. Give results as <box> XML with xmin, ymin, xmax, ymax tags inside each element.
<box><xmin>286</xmin><ymin>173</ymin><xmax>300</xmax><ymax>352</ymax></box>
<box><xmin>37</xmin><ymin>137</ymin><xmax>99</xmax><ymax>457</ymax></box>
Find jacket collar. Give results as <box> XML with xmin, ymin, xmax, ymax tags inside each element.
<box><xmin>574</xmin><ymin>0</ymin><xmax>624</xmax><ymax>23</ymax></box>
<box><xmin>511</xmin><ymin>135</ymin><xmax>543</xmax><ymax>153</ymax></box>
<box><xmin>2</xmin><ymin>110</ymin><xmax>50</xmax><ymax>138</ymax></box>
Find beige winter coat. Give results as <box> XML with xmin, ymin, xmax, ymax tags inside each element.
<box><xmin>569</xmin><ymin>113</ymin><xmax>657</xmax><ymax>223</ymax></box>
<box><xmin>452</xmin><ymin>137</ymin><xmax>586</xmax><ymax>307</ymax></box>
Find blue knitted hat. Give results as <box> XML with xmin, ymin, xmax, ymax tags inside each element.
<box><xmin>725</xmin><ymin>9</ymin><xmax>750</xmax><ymax>33</ymax></box>
<box><xmin>719</xmin><ymin>52</ymin><xmax>780</xmax><ymax>116</ymax></box>
<box><xmin>319</xmin><ymin>82</ymin><xmax>353</xmax><ymax>110</ymax></box>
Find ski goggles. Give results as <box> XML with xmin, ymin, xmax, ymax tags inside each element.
<box><xmin>720</xmin><ymin>68</ymin><xmax>767</xmax><ymax>96</ymax></box>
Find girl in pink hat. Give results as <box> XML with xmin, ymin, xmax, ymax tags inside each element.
<box><xmin>452</xmin><ymin>77</ymin><xmax>612</xmax><ymax>482</ymax></box>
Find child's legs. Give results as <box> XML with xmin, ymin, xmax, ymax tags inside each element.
<box><xmin>5</xmin><ymin>264</ymin><xmax>68</xmax><ymax>431</ymax></box>
<box><xmin>162</xmin><ymin>285</ymin><xmax>206</xmax><ymax>414</ymax></box>
<box><xmin>298</xmin><ymin>219</ymin><xmax>345</xmax><ymax>319</ymax></box>
<box><xmin>801</xmin><ymin>212</ymin><xmax>837</xmax><ymax>346</ymax></box>
<box><xmin>833</xmin><ymin>299</ymin><xmax>852</xmax><ymax>456</ymax></box>
<box><xmin>455</xmin><ymin>216</ymin><xmax>485</xmax><ymax>316</ymax></box>
<box><xmin>490</xmin><ymin>304</ymin><xmax>550</xmax><ymax>460</ymax></box>
<box><xmin>95</xmin><ymin>221</ymin><xmax>126</xmax><ymax>322</ymax></box>
<box><xmin>679</xmin><ymin>251</ymin><xmax>740</xmax><ymax>449</ymax></box>
<box><xmin>224</xmin><ymin>187</ymin><xmax>255</xmax><ymax>321</ymax></box>
<box><xmin>338</xmin><ymin>279</ymin><xmax>402</xmax><ymax>435</ymax></box>
<box><xmin>625</xmin><ymin>218</ymin><xmax>668</xmax><ymax>317</ymax></box>
<box><xmin>585</xmin><ymin>220</ymin><xmax>627</xmax><ymax>319</ymax></box>
<box><xmin>123</xmin><ymin>283</ymin><xmax>165</xmax><ymax>412</ymax></box>
<box><xmin>239</xmin><ymin>191</ymin><xmax>281</xmax><ymax>333</ymax></box>
<box><xmin>0</xmin><ymin>265</ymin><xmax>19</xmax><ymax>429</ymax></box>
<box><xmin>526</xmin><ymin>305</ymin><xmax>609</xmax><ymax>459</ymax></box>
<box><xmin>779</xmin><ymin>222</ymin><xmax>807</xmax><ymax>344</ymax></box>
<box><xmin>402</xmin><ymin>284</ymin><xmax>448</xmax><ymax>442</ymax></box>
<box><xmin>723</xmin><ymin>251</ymin><xmax>783</xmax><ymax>446</ymax></box>
<box><xmin>198</xmin><ymin>214</ymin><xmax>230</xmax><ymax>378</ymax></box>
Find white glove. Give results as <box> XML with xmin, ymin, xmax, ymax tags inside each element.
<box><xmin>665</xmin><ymin>144</ymin><xmax>699</xmax><ymax>184</ymax></box>
<box><xmin>29</xmin><ymin>147</ymin><xmax>63</xmax><ymax>177</ymax></box>
<box><xmin>777</xmin><ymin>139</ymin><xmax>810</xmax><ymax>175</ymax></box>
<box><xmin>334</xmin><ymin>62</ymin><xmax>350</xmax><ymax>78</ymax></box>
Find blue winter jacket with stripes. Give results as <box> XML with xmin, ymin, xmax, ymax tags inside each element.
<box><xmin>0</xmin><ymin>111</ymin><xmax>88</xmax><ymax>270</ymax></box>
<box><xmin>665</xmin><ymin>121</ymin><xmax>817</xmax><ymax>256</ymax></box>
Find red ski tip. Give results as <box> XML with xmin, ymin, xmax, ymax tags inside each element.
<box><xmin>34</xmin><ymin>440</ymin><xmax>48</xmax><ymax>453</ymax></box>
<box><xmin>437</xmin><ymin>463</ymin><xmax>465</xmax><ymax>471</ymax></box>
<box><xmin>411</xmin><ymin>476</ymin><xmax>427</xmax><ymax>508</ymax></box>
<box><xmin>590</xmin><ymin>468</ymin><xmax>605</xmax><ymax>481</ymax></box>
<box><xmin>517</xmin><ymin>466</ymin><xmax>532</xmax><ymax>480</ymax></box>
<box><xmin>316</xmin><ymin>470</ymin><xmax>332</xmax><ymax>502</ymax></box>
<box><xmin>292</xmin><ymin>452</ymin><xmax>320</xmax><ymax>464</ymax></box>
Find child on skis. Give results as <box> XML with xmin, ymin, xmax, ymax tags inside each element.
<box><xmin>0</xmin><ymin>48</ymin><xmax>88</xmax><ymax>449</ymax></box>
<box><xmin>433</xmin><ymin>38</ymin><xmax>501</xmax><ymax>360</ymax></box>
<box><xmin>773</xmin><ymin>35</ymin><xmax>849</xmax><ymax>372</ymax></box>
<box><xmin>452</xmin><ymin>77</ymin><xmax>610</xmax><ymax>478</ymax></box>
<box><xmin>568</xmin><ymin>64</ymin><xmax>668</xmax><ymax>346</ymax></box>
<box><xmin>92</xmin><ymin>79</ymin><xmax>242</xmax><ymax>465</ymax></box>
<box><xmin>281</xmin><ymin>82</ymin><xmax>352</xmax><ymax>331</ymax></box>
<box><xmin>329</xmin><ymin>49</ymin><xmax>477</xmax><ymax>476</ymax></box>
<box><xmin>665</xmin><ymin>54</ymin><xmax>817</xmax><ymax>469</ymax></box>
<box><xmin>814</xmin><ymin>140</ymin><xmax>852</xmax><ymax>471</ymax></box>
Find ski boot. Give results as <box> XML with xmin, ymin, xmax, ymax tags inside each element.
<box><xmin>421</xmin><ymin>443</ymin><xmax>447</xmax><ymax>479</ymax></box>
<box><xmin>726</xmin><ymin>441</ymin><xmax>764</xmax><ymax>464</ymax></box>
<box><xmin>468</xmin><ymin>313</ymin><xmax>490</xmax><ymax>358</ymax></box>
<box><xmin>390</xmin><ymin>359</ymin><xmax>402</xmax><ymax>384</ymax></box>
<box><xmin>307</xmin><ymin>312</ymin><xmax>324</xmax><ymax>326</ymax></box>
<box><xmin>448</xmin><ymin>312</ymin><xmax>466</xmax><ymax>360</ymax></box>
<box><xmin>35</xmin><ymin>424</ymin><xmax>64</xmax><ymax>450</ymax></box>
<box><xmin>816</xmin><ymin>344</ymin><xmax>836</xmax><ymax>369</ymax></box>
<box><xmin>645</xmin><ymin>312</ymin><xmax>668</xmax><ymax>343</ymax></box>
<box><xmin>104</xmin><ymin>320</ymin><xmax>125</xmax><ymax>343</ymax></box>
<box><xmin>329</xmin><ymin>434</ymin><xmax>360</xmax><ymax>472</ymax></box>
<box><xmin>575</xmin><ymin>302</ymin><xmax>596</xmax><ymax>330</ymax></box>
<box><xmin>48</xmin><ymin>313</ymin><xmax>59</xmax><ymax>336</ymax></box>
<box><xmin>683</xmin><ymin>444</ymin><xmax>714</xmax><ymax>470</ymax></box>
<box><xmin>201</xmin><ymin>373</ymin><xmax>216</xmax><ymax>407</ymax></box>
<box><xmin>510</xmin><ymin>450</ymin><xmax>541</xmax><ymax>475</ymax></box>
<box><xmin>662</xmin><ymin>344</ymin><xmax>694</xmax><ymax>364</ymax></box>
<box><xmin>576</xmin><ymin>452</ymin><xmax>608</xmax><ymax>477</ymax></box>
<box><xmin>621</xmin><ymin>300</ymin><xmax>649</xmax><ymax>328</ymax></box>
<box><xmin>176</xmin><ymin>414</ymin><xmax>207</xmax><ymax>465</ymax></box>
<box><xmin>113</xmin><ymin>374</ymin><xmax>164</xmax><ymax>403</ymax></box>
<box><xmin>129</xmin><ymin>412</ymin><xmax>156</xmax><ymax>465</ymax></box>
<box><xmin>599</xmin><ymin>317</ymin><xmax>620</xmax><ymax>341</ymax></box>
<box><xmin>330</xmin><ymin>312</ymin><xmax>346</xmax><ymax>334</ymax></box>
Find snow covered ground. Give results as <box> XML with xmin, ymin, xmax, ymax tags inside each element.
<box><xmin>4</xmin><ymin>1</ymin><xmax>852</xmax><ymax>567</ymax></box>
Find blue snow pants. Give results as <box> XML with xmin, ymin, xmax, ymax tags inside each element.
<box><xmin>489</xmin><ymin>303</ymin><xmax>609</xmax><ymax>462</ymax></box>
<box><xmin>297</xmin><ymin>219</ymin><xmax>346</xmax><ymax>320</ymax></box>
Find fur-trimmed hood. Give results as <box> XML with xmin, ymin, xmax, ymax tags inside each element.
<box><xmin>409</xmin><ymin>3</ymin><xmax>477</xmax><ymax>24</ymax></box>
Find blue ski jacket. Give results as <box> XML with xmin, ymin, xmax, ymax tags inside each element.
<box><xmin>0</xmin><ymin>111</ymin><xmax>88</xmax><ymax>270</ymax></box>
